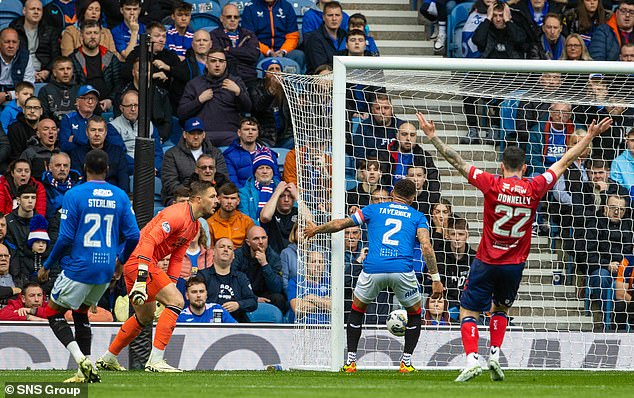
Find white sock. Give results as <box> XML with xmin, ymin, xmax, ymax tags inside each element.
<box><xmin>66</xmin><ymin>341</ymin><xmax>86</xmax><ymax>365</ymax></box>
<box><xmin>466</xmin><ymin>352</ymin><xmax>480</xmax><ymax>368</ymax></box>
<box><xmin>101</xmin><ymin>351</ymin><xmax>116</xmax><ymax>362</ymax></box>
<box><xmin>401</xmin><ymin>353</ymin><xmax>412</xmax><ymax>366</ymax></box>
<box><xmin>147</xmin><ymin>347</ymin><xmax>164</xmax><ymax>364</ymax></box>
<box><xmin>490</xmin><ymin>346</ymin><xmax>500</xmax><ymax>362</ymax></box>
<box><xmin>438</xmin><ymin>22</ymin><xmax>447</xmax><ymax>35</ymax></box>
<box><xmin>347</xmin><ymin>352</ymin><xmax>357</xmax><ymax>364</ymax></box>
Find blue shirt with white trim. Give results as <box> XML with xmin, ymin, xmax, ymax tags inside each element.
<box><xmin>177</xmin><ymin>302</ymin><xmax>237</xmax><ymax>323</ymax></box>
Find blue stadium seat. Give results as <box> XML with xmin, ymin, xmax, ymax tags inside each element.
<box><xmin>101</xmin><ymin>111</ymin><xmax>114</xmax><ymax>123</ymax></box>
<box><xmin>186</xmin><ymin>0</ymin><xmax>223</xmax><ymax>17</ymax></box>
<box><xmin>34</xmin><ymin>83</ymin><xmax>46</xmax><ymax>96</ymax></box>
<box><xmin>290</xmin><ymin>0</ymin><xmax>319</xmax><ymax>17</ymax></box>
<box><xmin>190</xmin><ymin>13</ymin><xmax>221</xmax><ymax>32</ymax></box>
<box><xmin>447</xmin><ymin>1</ymin><xmax>473</xmax><ymax>58</ymax></box>
<box><xmin>247</xmin><ymin>302</ymin><xmax>284</xmax><ymax>323</ymax></box>
<box><xmin>0</xmin><ymin>0</ymin><xmax>23</xmax><ymax>29</ymax></box>
<box><xmin>230</xmin><ymin>0</ymin><xmax>253</xmax><ymax>15</ymax></box>
<box><xmin>273</xmin><ymin>147</ymin><xmax>290</xmax><ymax>175</ymax></box>
<box><xmin>256</xmin><ymin>57</ymin><xmax>301</xmax><ymax>78</ymax></box>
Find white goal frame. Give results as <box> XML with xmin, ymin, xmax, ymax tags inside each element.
<box><xmin>327</xmin><ymin>57</ymin><xmax>634</xmax><ymax>372</ymax></box>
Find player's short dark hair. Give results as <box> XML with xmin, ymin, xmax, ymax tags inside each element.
<box><xmin>392</xmin><ymin>179</ymin><xmax>416</xmax><ymax>200</ymax></box>
<box><xmin>239</xmin><ymin>116</ymin><xmax>261</xmax><ymax>132</ymax></box>
<box><xmin>15</xmin><ymin>81</ymin><xmax>34</xmax><ymax>93</ymax></box>
<box><xmin>348</xmin><ymin>13</ymin><xmax>368</xmax><ymax>27</ymax></box>
<box><xmin>447</xmin><ymin>216</ymin><xmax>469</xmax><ymax>231</ymax></box>
<box><xmin>120</xmin><ymin>0</ymin><xmax>140</xmax><ymax>7</ymax></box>
<box><xmin>347</xmin><ymin>29</ymin><xmax>365</xmax><ymax>40</ymax></box>
<box><xmin>17</xmin><ymin>184</ymin><xmax>37</xmax><ymax>197</ymax></box>
<box><xmin>190</xmin><ymin>180</ymin><xmax>215</xmax><ymax>198</ymax></box>
<box><xmin>323</xmin><ymin>1</ymin><xmax>342</xmax><ymax>12</ymax></box>
<box><xmin>173</xmin><ymin>1</ymin><xmax>193</xmax><ymax>13</ymax></box>
<box><xmin>84</xmin><ymin>149</ymin><xmax>109</xmax><ymax>175</ymax></box>
<box><xmin>502</xmin><ymin>146</ymin><xmax>526</xmax><ymax>171</ymax></box>
<box><xmin>185</xmin><ymin>275</ymin><xmax>206</xmax><ymax>290</ymax></box>
<box><xmin>218</xmin><ymin>182</ymin><xmax>239</xmax><ymax>196</ymax></box>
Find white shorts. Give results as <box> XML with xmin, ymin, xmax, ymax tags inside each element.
<box><xmin>50</xmin><ymin>271</ymin><xmax>109</xmax><ymax>310</ymax></box>
<box><xmin>354</xmin><ymin>270</ymin><xmax>421</xmax><ymax>308</ymax></box>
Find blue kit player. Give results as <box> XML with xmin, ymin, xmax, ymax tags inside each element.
<box><xmin>304</xmin><ymin>179</ymin><xmax>444</xmax><ymax>373</ymax></box>
<box><xmin>416</xmin><ymin>112</ymin><xmax>613</xmax><ymax>382</ymax></box>
<box><xmin>38</xmin><ymin>149</ymin><xmax>140</xmax><ymax>383</ymax></box>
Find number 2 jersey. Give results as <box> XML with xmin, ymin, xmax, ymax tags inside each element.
<box><xmin>468</xmin><ymin>166</ymin><xmax>557</xmax><ymax>265</ymax></box>
<box><xmin>54</xmin><ymin>181</ymin><xmax>140</xmax><ymax>285</ymax></box>
<box><xmin>350</xmin><ymin>202</ymin><xmax>429</xmax><ymax>274</ymax></box>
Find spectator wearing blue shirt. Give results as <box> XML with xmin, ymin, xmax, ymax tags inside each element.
<box><xmin>59</xmin><ymin>85</ymin><xmax>125</xmax><ymax>154</ymax></box>
<box><xmin>223</xmin><ymin>117</ymin><xmax>280</xmax><ymax>188</ymax></box>
<box><xmin>111</xmin><ymin>0</ymin><xmax>146</xmax><ymax>60</ymax></box>
<box><xmin>176</xmin><ymin>275</ymin><xmax>237</xmax><ymax>323</ymax></box>
<box><xmin>302</xmin><ymin>0</ymin><xmax>350</xmax><ymax>37</ymax></box>
<box><xmin>0</xmin><ymin>82</ymin><xmax>33</xmax><ymax>133</ymax></box>
<box><xmin>287</xmin><ymin>251</ymin><xmax>331</xmax><ymax>324</ymax></box>
<box><xmin>528</xmin><ymin>102</ymin><xmax>578</xmax><ymax>175</ymax></box>
<box><xmin>611</xmin><ymin>128</ymin><xmax>634</xmax><ymax>193</ymax></box>
<box><xmin>352</xmin><ymin>93</ymin><xmax>404</xmax><ymax>160</ymax></box>
<box><xmin>166</xmin><ymin>2</ymin><xmax>194</xmax><ymax>59</ymax></box>
<box><xmin>348</xmin><ymin>13</ymin><xmax>379</xmax><ymax>56</ymax></box>
<box><xmin>304</xmin><ymin>1</ymin><xmax>347</xmax><ymax>74</ymax></box>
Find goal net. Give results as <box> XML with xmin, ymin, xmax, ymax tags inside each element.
<box><xmin>279</xmin><ymin>58</ymin><xmax>634</xmax><ymax>371</ymax></box>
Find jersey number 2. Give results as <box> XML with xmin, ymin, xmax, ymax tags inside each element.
<box><xmin>84</xmin><ymin>214</ymin><xmax>114</xmax><ymax>248</ymax></box>
<box><xmin>382</xmin><ymin>218</ymin><xmax>402</xmax><ymax>246</ymax></box>
<box><xmin>492</xmin><ymin>205</ymin><xmax>531</xmax><ymax>238</ymax></box>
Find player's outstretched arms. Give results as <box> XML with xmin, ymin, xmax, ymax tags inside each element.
<box><xmin>303</xmin><ymin>218</ymin><xmax>356</xmax><ymax>239</ymax></box>
<box><xmin>416</xmin><ymin>112</ymin><xmax>470</xmax><ymax>179</ymax></box>
<box><xmin>549</xmin><ymin>117</ymin><xmax>613</xmax><ymax>179</ymax></box>
<box><xmin>417</xmin><ymin>227</ymin><xmax>444</xmax><ymax>299</ymax></box>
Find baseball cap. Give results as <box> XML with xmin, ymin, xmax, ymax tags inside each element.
<box><xmin>77</xmin><ymin>85</ymin><xmax>100</xmax><ymax>98</ymax></box>
<box><xmin>184</xmin><ymin>117</ymin><xmax>205</xmax><ymax>133</ymax></box>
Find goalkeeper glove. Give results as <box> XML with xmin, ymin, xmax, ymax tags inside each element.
<box><xmin>129</xmin><ymin>263</ymin><xmax>149</xmax><ymax>305</ymax></box>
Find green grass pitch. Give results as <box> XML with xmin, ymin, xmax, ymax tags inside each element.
<box><xmin>1</xmin><ymin>370</ymin><xmax>633</xmax><ymax>398</ymax></box>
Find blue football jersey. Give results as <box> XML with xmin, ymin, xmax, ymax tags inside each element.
<box><xmin>350</xmin><ymin>202</ymin><xmax>429</xmax><ymax>274</ymax></box>
<box><xmin>177</xmin><ymin>303</ymin><xmax>237</xmax><ymax>323</ymax></box>
<box><xmin>56</xmin><ymin>181</ymin><xmax>140</xmax><ymax>284</ymax></box>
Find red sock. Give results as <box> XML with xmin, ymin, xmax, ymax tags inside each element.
<box><xmin>460</xmin><ymin>317</ymin><xmax>479</xmax><ymax>356</ymax></box>
<box><xmin>490</xmin><ymin>312</ymin><xmax>508</xmax><ymax>348</ymax></box>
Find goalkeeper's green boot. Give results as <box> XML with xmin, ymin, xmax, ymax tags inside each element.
<box><xmin>96</xmin><ymin>355</ymin><xmax>126</xmax><ymax>371</ymax></box>
<box><xmin>454</xmin><ymin>364</ymin><xmax>482</xmax><ymax>382</ymax></box>
<box><xmin>341</xmin><ymin>361</ymin><xmax>357</xmax><ymax>373</ymax></box>
<box><xmin>63</xmin><ymin>370</ymin><xmax>85</xmax><ymax>383</ymax></box>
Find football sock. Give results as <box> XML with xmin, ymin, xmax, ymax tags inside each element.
<box><xmin>438</xmin><ymin>21</ymin><xmax>447</xmax><ymax>35</ymax></box>
<box><xmin>109</xmin><ymin>314</ymin><xmax>144</xmax><ymax>356</ymax></box>
<box><xmin>48</xmin><ymin>311</ymin><xmax>86</xmax><ymax>364</ymax></box>
<box><xmin>490</xmin><ymin>312</ymin><xmax>508</xmax><ymax>350</ymax></box>
<box><xmin>400</xmin><ymin>353</ymin><xmax>412</xmax><ymax>366</ymax></box>
<box><xmin>404</xmin><ymin>308</ymin><xmax>422</xmax><ymax>355</ymax></box>
<box><xmin>72</xmin><ymin>311</ymin><xmax>92</xmax><ymax>356</ymax></box>
<box><xmin>346</xmin><ymin>352</ymin><xmax>357</xmax><ymax>364</ymax></box>
<box><xmin>153</xmin><ymin>305</ymin><xmax>181</xmax><ymax>351</ymax></box>
<box><xmin>346</xmin><ymin>304</ymin><xmax>365</xmax><ymax>354</ymax></box>
<box><xmin>460</xmin><ymin>317</ymin><xmax>479</xmax><ymax>357</ymax></box>
<box><xmin>147</xmin><ymin>347</ymin><xmax>164</xmax><ymax>365</ymax></box>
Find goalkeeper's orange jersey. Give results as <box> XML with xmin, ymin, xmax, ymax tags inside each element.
<box><xmin>126</xmin><ymin>202</ymin><xmax>200</xmax><ymax>279</ymax></box>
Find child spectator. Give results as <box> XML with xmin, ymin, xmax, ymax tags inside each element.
<box><xmin>0</xmin><ymin>159</ymin><xmax>46</xmax><ymax>216</ymax></box>
<box><xmin>423</xmin><ymin>295</ymin><xmax>451</xmax><ymax>326</ymax></box>
<box><xmin>348</xmin><ymin>13</ymin><xmax>379</xmax><ymax>56</ymax></box>
<box><xmin>166</xmin><ymin>1</ymin><xmax>194</xmax><ymax>59</ymax></box>
<box><xmin>111</xmin><ymin>0</ymin><xmax>145</xmax><ymax>60</ymax></box>
<box><xmin>180</xmin><ymin>228</ymin><xmax>213</xmax><ymax>279</ymax></box>
<box><xmin>0</xmin><ymin>82</ymin><xmax>34</xmax><ymax>133</ymax></box>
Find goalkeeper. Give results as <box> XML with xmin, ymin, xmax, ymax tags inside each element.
<box><xmin>304</xmin><ymin>179</ymin><xmax>443</xmax><ymax>372</ymax></box>
<box><xmin>96</xmin><ymin>181</ymin><xmax>219</xmax><ymax>373</ymax></box>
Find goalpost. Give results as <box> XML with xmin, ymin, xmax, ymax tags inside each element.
<box><xmin>279</xmin><ymin>57</ymin><xmax>634</xmax><ymax>371</ymax></box>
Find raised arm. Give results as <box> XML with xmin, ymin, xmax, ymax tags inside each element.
<box><xmin>304</xmin><ymin>218</ymin><xmax>356</xmax><ymax>239</ymax></box>
<box><xmin>416</xmin><ymin>112</ymin><xmax>470</xmax><ymax>179</ymax></box>
<box><xmin>416</xmin><ymin>227</ymin><xmax>443</xmax><ymax>299</ymax></box>
<box><xmin>549</xmin><ymin>117</ymin><xmax>613</xmax><ymax>180</ymax></box>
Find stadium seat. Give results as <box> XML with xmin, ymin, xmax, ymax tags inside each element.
<box><xmin>585</xmin><ymin>277</ymin><xmax>615</xmax><ymax>331</ymax></box>
<box><xmin>101</xmin><ymin>111</ymin><xmax>114</xmax><ymax>123</ymax></box>
<box><xmin>187</xmin><ymin>0</ymin><xmax>223</xmax><ymax>17</ymax></box>
<box><xmin>169</xmin><ymin>116</ymin><xmax>183</xmax><ymax>145</ymax></box>
<box><xmin>247</xmin><ymin>302</ymin><xmax>284</xmax><ymax>323</ymax></box>
<box><xmin>447</xmin><ymin>1</ymin><xmax>473</xmax><ymax>58</ymax></box>
<box><xmin>498</xmin><ymin>89</ymin><xmax>528</xmax><ymax>156</ymax></box>
<box><xmin>190</xmin><ymin>13</ymin><xmax>221</xmax><ymax>32</ymax></box>
<box><xmin>34</xmin><ymin>83</ymin><xmax>46</xmax><ymax>96</ymax></box>
<box><xmin>256</xmin><ymin>57</ymin><xmax>301</xmax><ymax>78</ymax></box>
<box><xmin>273</xmin><ymin>147</ymin><xmax>290</xmax><ymax>175</ymax></box>
<box><xmin>230</xmin><ymin>0</ymin><xmax>253</xmax><ymax>15</ymax></box>
<box><xmin>0</xmin><ymin>0</ymin><xmax>23</xmax><ymax>30</ymax></box>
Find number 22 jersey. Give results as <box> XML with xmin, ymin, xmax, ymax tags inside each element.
<box><xmin>351</xmin><ymin>202</ymin><xmax>429</xmax><ymax>274</ymax></box>
<box><xmin>468</xmin><ymin>166</ymin><xmax>557</xmax><ymax>265</ymax></box>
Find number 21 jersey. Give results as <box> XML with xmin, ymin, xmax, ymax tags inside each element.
<box><xmin>468</xmin><ymin>166</ymin><xmax>556</xmax><ymax>265</ymax></box>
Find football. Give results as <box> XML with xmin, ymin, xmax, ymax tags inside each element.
<box><xmin>386</xmin><ymin>309</ymin><xmax>408</xmax><ymax>337</ymax></box>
